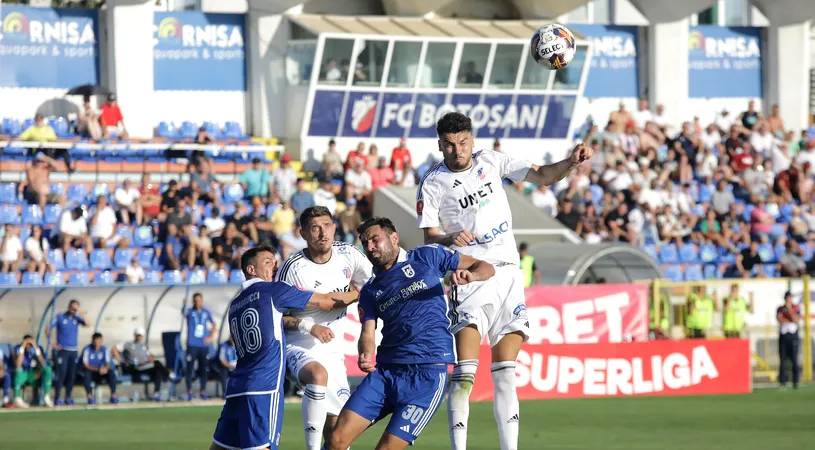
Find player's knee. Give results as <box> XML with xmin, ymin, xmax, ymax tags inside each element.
<box><xmin>450</xmin><ymin>360</ymin><xmax>478</xmax><ymax>399</ymax></box>
<box><xmin>490</xmin><ymin>361</ymin><xmax>516</xmax><ymax>394</ymax></box>
<box><xmin>325</xmin><ymin>428</ymin><xmax>350</xmax><ymax>450</ymax></box>
<box><xmin>301</xmin><ymin>362</ymin><xmax>328</xmax><ymax>386</ymax></box>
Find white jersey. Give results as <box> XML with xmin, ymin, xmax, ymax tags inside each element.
<box><xmin>416</xmin><ymin>149</ymin><xmax>532</xmax><ymax>265</ymax></box>
<box><xmin>274</xmin><ymin>241</ymin><xmax>373</xmax><ymax>350</ymax></box>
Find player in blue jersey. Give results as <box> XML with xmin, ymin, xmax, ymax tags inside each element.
<box><xmin>210</xmin><ymin>244</ymin><xmax>360</xmax><ymax>450</ymax></box>
<box><xmin>323</xmin><ymin>217</ymin><xmax>496</xmax><ymax>450</ymax></box>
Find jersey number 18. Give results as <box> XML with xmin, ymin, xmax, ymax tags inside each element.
<box><xmin>231</xmin><ymin>308</ymin><xmax>262</xmax><ymax>358</ymax></box>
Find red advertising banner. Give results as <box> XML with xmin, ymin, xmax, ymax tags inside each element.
<box><xmin>470</xmin><ymin>339</ymin><xmax>751</xmax><ymax>401</ymax></box>
<box><xmin>341</xmin><ymin>284</ymin><xmax>649</xmax><ymax>377</ymax></box>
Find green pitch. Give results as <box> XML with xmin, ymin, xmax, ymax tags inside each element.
<box><xmin>0</xmin><ymin>388</ymin><xmax>812</xmax><ymax>449</ymax></box>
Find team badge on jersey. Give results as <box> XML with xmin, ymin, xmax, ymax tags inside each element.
<box><xmin>402</xmin><ymin>265</ymin><xmax>415</xmax><ymax>278</ymax></box>
<box><xmin>343</xmin><ymin>267</ymin><xmax>352</xmax><ymax>279</ymax></box>
<box><xmin>477</xmin><ymin>167</ymin><xmax>486</xmax><ymax>180</ymax></box>
<box><xmin>416</xmin><ymin>200</ymin><xmax>424</xmax><ymax>216</ymax></box>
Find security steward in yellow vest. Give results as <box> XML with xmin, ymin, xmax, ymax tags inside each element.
<box><xmin>650</xmin><ymin>294</ymin><xmax>671</xmax><ymax>339</ymax></box>
<box><xmin>686</xmin><ymin>287</ymin><xmax>718</xmax><ymax>339</ymax></box>
<box><xmin>722</xmin><ymin>283</ymin><xmax>754</xmax><ymax>338</ymax></box>
<box><xmin>519</xmin><ymin>243</ymin><xmax>541</xmax><ymax>288</ymax></box>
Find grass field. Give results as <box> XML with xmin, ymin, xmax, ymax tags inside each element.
<box><xmin>1</xmin><ymin>388</ymin><xmax>813</xmax><ymax>449</ymax></box>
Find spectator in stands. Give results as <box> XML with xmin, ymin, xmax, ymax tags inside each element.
<box><xmin>114</xmin><ymin>328</ymin><xmax>169</xmax><ymax>402</ymax></box>
<box><xmin>166</xmin><ymin>199</ymin><xmax>193</xmax><ymax>236</ymax></box>
<box><xmin>217</xmin><ymin>337</ymin><xmax>237</xmax><ymax>397</ymax></box>
<box><xmin>272</xmin><ymin>154</ymin><xmax>297</xmax><ymax>203</ymax></box>
<box><xmin>493</xmin><ymin>139</ymin><xmax>502</xmax><ymax>153</ymax></box>
<box><xmin>749</xmin><ymin>124</ymin><xmax>775</xmax><ymax>158</ymax></box>
<box><xmin>345</xmin><ymin>159</ymin><xmax>373</xmax><ymax>207</ymax></box>
<box><xmin>518</xmin><ymin>243</ymin><xmax>541</xmax><ymax>288</ymax></box>
<box><xmin>605</xmin><ymin>202</ymin><xmax>634</xmax><ymax>243</ymax></box>
<box><xmin>711</xmin><ymin>179</ymin><xmax>735</xmax><ymax>218</ymax></box>
<box><xmin>160</xmin><ymin>224</ymin><xmax>187</xmax><ymax>271</ymax></box>
<box><xmin>722</xmin><ymin>284</ymin><xmax>754</xmax><ymax>338</ymax></box>
<box><xmin>1</xmin><ymin>346</ymin><xmax>10</xmax><ymax>408</ymax></box>
<box><xmin>323</xmin><ymin>59</ymin><xmax>342</xmax><ymax>82</ymax></box>
<box><xmin>203</xmin><ymin>207</ymin><xmax>225</xmax><ymax>239</ymax></box>
<box><xmin>555</xmin><ymin>199</ymin><xmax>581</xmax><ymax>234</ymax></box>
<box><xmin>366</xmin><ymin>144</ymin><xmax>380</xmax><ymax>170</ymax></box>
<box><xmin>270</xmin><ymin>199</ymin><xmax>295</xmax><ymax>238</ymax></box>
<box><xmin>290</xmin><ymin>178</ymin><xmax>315</xmax><ymax>217</ymax></box>
<box><xmin>779</xmin><ymin>240</ymin><xmax>807</xmax><ymax>277</ymax></box>
<box><xmin>390</xmin><ymin>137</ymin><xmax>413</xmax><ymax>175</ymax></box>
<box><xmin>607</xmin><ymin>102</ymin><xmax>632</xmax><ymax>135</ymax></box>
<box><xmin>47</xmin><ymin>299</ymin><xmax>87</xmax><ymax>405</ymax></box>
<box><xmin>738</xmin><ymin>100</ymin><xmax>761</xmax><ymax>132</ymax></box>
<box><xmin>90</xmin><ymin>195</ymin><xmax>126</xmax><ymax>250</ymax></box>
<box><xmin>139</xmin><ymin>174</ymin><xmax>162</xmax><ymax>224</ymax></box>
<box><xmin>530</xmin><ymin>184</ymin><xmax>557</xmax><ymax>217</ymax></box>
<box><xmin>191</xmin><ymin>127</ymin><xmax>215</xmax><ymax>168</ymax></box>
<box><xmin>370</xmin><ymin>156</ymin><xmax>395</xmax><ymax>190</ymax></box>
<box><xmin>417</xmin><ymin>153</ymin><xmax>440</xmax><ymax>179</ymax></box>
<box><xmin>632</xmin><ymin>98</ymin><xmax>652</xmax><ymax>130</ymax></box>
<box><xmin>313</xmin><ymin>178</ymin><xmax>338</xmax><ymax>217</ymax></box>
<box><xmin>20</xmin><ymin>114</ymin><xmax>75</xmax><ymax>173</ymax></box>
<box><xmin>345</xmin><ymin>142</ymin><xmax>369</xmax><ymax>170</ymax></box>
<box><xmin>1</xmin><ymin>224</ymin><xmax>23</xmax><ymax>273</ymax></box>
<box><xmin>160</xmin><ymin>180</ymin><xmax>182</xmax><ymax>217</ymax></box>
<box><xmin>338</xmin><ymin>198</ymin><xmax>362</xmax><ymax>244</ymax></box>
<box><xmin>23</xmin><ymin>225</ymin><xmax>49</xmax><ymax>278</ymax></box>
<box><xmin>777</xmin><ymin>292</ymin><xmax>800</xmax><ymax>388</ymax></box>
<box><xmin>125</xmin><ymin>256</ymin><xmax>145</xmax><ymax>284</ymax></box>
<box><xmin>459</xmin><ymin>61</ymin><xmax>483</xmax><ymax>84</ymax></box>
<box><xmin>240</xmin><ymin>157</ymin><xmax>273</xmax><ymax>200</ymax></box>
<box><xmin>114</xmin><ymin>178</ymin><xmax>141</xmax><ymax>226</ymax></box>
<box><xmin>279</xmin><ymin>222</ymin><xmax>307</xmax><ymax>259</ymax></box>
<box><xmin>213</xmin><ymin>222</ymin><xmax>247</xmax><ymax>268</ymax></box>
<box><xmin>100</xmin><ymin>94</ymin><xmax>128</xmax><ymax>140</ymax></box>
<box><xmin>81</xmin><ymin>332</ymin><xmax>118</xmax><ymax>404</ymax></box>
<box><xmin>733</xmin><ymin>239</ymin><xmax>763</xmax><ymax>278</ymax></box>
<box><xmin>183</xmin><ymin>293</ymin><xmax>215</xmax><ymax>401</ymax></box>
<box><xmin>12</xmin><ymin>334</ymin><xmax>53</xmax><ymax>408</ymax></box>
<box><xmin>397</xmin><ymin>160</ymin><xmax>417</xmax><ymax>188</ymax></box>
<box><xmin>322</xmin><ymin>139</ymin><xmax>344</xmax><ymax>180</ymax></box>
<box><xmin>77</xmin><ymin>96</ymin><xmax>103</xmax><ymax>141</ymax></box>
<box><xmin>23</xmin><ymin>159</ymin><xmax>64</xmax><ymax>212</ymax></box>
<box><xmin>188</xmin><ymin>227</ymin><xmax>213</xmax><ymax>269</ymax></box>
<box><xmin>749</xmin><ymin>197</ymin><xmax>777</xmax><ymax>240</ymax></box>
<box><xmin>56</xmin><ymin>206</ymin><xmax>93</xmax><ymax>256</ymax></box>
<box><xmin>189</xmin><ymin>159</ymin><xmax>220</xmax><ymax>206</ymax></box>
<box><xmin>652</xmin><ymin>103</ymin><xmax>670</xmax><ymax>133</ymax></box>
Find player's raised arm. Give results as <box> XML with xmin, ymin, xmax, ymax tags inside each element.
<box><xmin>356</xmin><ymin>290</ymin><xmax>377</xmax><ymax>373</ymax></box>
<box><xmin>452</xmin><ymin>254</ymin><xmax>496</xmax><ymax>285</ymax></box>
<box><xmin>524</xmin><ymin>142</ymin><xmax>593</xmax><ymax>186</ymax></box>
<box><xmin>304</xmin><ymin>290</ymin><xmax>359</xmax><ymax>311</ymax></box>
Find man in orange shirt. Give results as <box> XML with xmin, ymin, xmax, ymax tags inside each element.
<box><xmin>100</xmin><ymin>94</ymin><xmax>129</xmax><ymax>140</ymax></box>
<box><xmin>389</xmin><ymin>137</ymin><xmax>412</xmax><ymax>174</ymax></box>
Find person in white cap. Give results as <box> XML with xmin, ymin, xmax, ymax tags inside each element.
<box><xmin>114</xmin><ymin>327</ymin><xmax>170</xmax><ymax>402</ymax></box>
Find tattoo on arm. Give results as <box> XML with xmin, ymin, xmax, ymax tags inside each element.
<box><xmin>282</xmin><ymin>316</ymin><xmax>302</xmax><ymax>331</ymax></box>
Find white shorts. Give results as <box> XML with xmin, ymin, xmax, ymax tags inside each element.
<box><xmin>449</xmin><ymin>263</ymin><xmax>530</xmax><ymax>347</ymax></box>
<box><xmin>285</xmin><ymin>344</ymin><xmax>350</xmax><ymax>416</ymax></box>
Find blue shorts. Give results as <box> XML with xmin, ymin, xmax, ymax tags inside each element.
<box><xmin>212</xmin><ymin>392</ymin><xmax>283</xmax><ymax>450</ymax></box>
<box><xmin>344</xmin><ymin>363</ymin><xmax>449</xmax><ymax>445</ymax></box>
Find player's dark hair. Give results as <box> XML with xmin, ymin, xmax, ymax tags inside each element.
<box><xmin>356</xmin><ymin>217</ymin><xmax>397</xmax><ymax>236</ymax></box>
<box><xmin>92</xmin><ymin>332</ymin><xmax>103</xmax><ymax>340</ymax></box>
<box><xmin>192</xmin><ymin>292</ymin><xmax>203</xmax><ymax>301</ymax></box>
<box><xmin>240</xmin><ymin>244</ymin><xmax>277</xmax><ymax>279</ymax></box>
<box><xmin>436</xmin><ymin>112</ymin><xmax>472</xmax><ymax>137</ymax></box>
<box><xmin>299</xmin><ymin>206</ymin><xmax>333</xmax><ymax>229</ymax></box>
<box><xmin>68</xmin><ymin>299</ymin><xmax>79</xmax><ymax>307</ymax></box>
<box><xmin>23</xmin><ymin>334</ymin><xmax>32</xmax><ymax>341</ymax></box>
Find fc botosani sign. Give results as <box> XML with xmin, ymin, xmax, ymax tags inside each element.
<box><xmin>307</xmin><ymin>90</ymin><xmax>576</xmax><ymax>140</ymax></box>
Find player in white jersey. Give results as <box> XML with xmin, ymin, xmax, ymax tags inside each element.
<box><xmin>417</xmin><ymin>112</ymin><xmax>591</xmax><ymax>450</ymax></box>
<box><xmin>275</xmin><ymin>206</ymin><xmax>373</xmax><ymax>450</ymax></box>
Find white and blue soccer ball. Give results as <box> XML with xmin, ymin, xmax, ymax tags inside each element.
<box><xmin>530</xmin><ymin>24</ymin><xmax>577</xmax><ymax>70</ymax></box>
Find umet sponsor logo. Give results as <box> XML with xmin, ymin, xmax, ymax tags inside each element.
<box><xmin>515</xmin><ymin>345</ymin><xmax>719</xmax><ymax>396</ymax></box>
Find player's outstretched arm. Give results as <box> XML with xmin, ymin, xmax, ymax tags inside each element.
<box><xmin>525</xmin><ymin>142</ymin><xmax>592</xmax><ymax>186</ymax></box>
<box><xmin>423</xmin><ymin>227</ymin><xmax>475</xmax><ymax>248</ymax></box>
<box><xmin>451</xmin><ymin>254</ymin><xmax>496</xmax><ymax>285</ymax></box>
<box><xmin>304</xmin><ymin>291</ymin><xmax>359</xmax><ymax>311</ymax></box>
<box><xmin>357</xmin><ymin>320</ymin><xmax>376</xmax><ymax>373</ymax></box>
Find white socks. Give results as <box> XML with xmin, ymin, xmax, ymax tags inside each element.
<box><xmin>447</xmin><ymin>359</ymin><xmax>478</xmax><ymax>450</ymax></box>
<box><xmin>491</xmin><ymin>361</ymin><xmax>519</xmax><ymax>450</ymax></box>
<box><xmin>302</xmin><ymin>384</ymin><xmax>327</xmax><ymax>450</ymax></box>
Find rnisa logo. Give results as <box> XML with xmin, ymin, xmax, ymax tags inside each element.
<box><xmin>0</xmin><ymin>11</ymin><xmax>95</xmax><ymax>45</ymax></box>
<box><xmin>688</xmin><ymin>30</ymin><xmax>760</xmax><ymax>58</ymax></box>
<box><xmin>468</xmin><ymin>221</ymin><xmax>509</xmax><ymax>246</ymax></box>
<box><xmin>153</xmin><ymin>17</ymin><xmax>243</xmax><ymax>48</ymax></box>
<box><xmin>590</xmin><ymin>35</ymin><xmax>636</xmax><ymax>58</ymax></box>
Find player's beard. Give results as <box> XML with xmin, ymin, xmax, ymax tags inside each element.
<box><xmin>369</xmin><ymin>244</ymin><xmax>397</xmax><ymax>271</ymax></box>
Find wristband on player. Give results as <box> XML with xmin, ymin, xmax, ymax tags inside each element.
<box><xmin>298</xmin><ymin>318</ymin><xmax>315</xmax><ymax>334</ymax></box>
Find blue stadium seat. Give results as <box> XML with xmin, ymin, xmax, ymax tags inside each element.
<box><xmin>144</xmin><ymin>270</ymin><xmax>161</xmax><ymax>284</ymax></box>
<box><xmin>65</xmin><ymin>249</ymin><xmax>89</xmax><ymax>270</ymax></box>
<box><xmin>757</xmin><ymin>243</ymin><xmax>775</xmax><ymax>263</ymax></box>
<box><xmin>162</xmin><ymin>270</ymin><xmax>182</xmax><ymax>284</ymax></box>
<box><xmin>0</xmin><ymin>205</ymin><xmax>19</xmax><ymax>225</ymax></box>
<box><xmin>95</xmin><ymin>271</ymin><xmax>115</xmax><ymax>284</ymax></box>
<box><xmin>69</xmin><ymin>272</ymin><xmax>91</xmax><ymax>285</ymax></box>
<box><xmin>678</xmin><ymin>244</ymin><xmax>699</xmax><ymax>263</ymax></box>
<box><xmin>186</xmin><ymin>269</ymin><xmax>206</xmax><ymax>284</ymax></box>
<box><xmin>684</xmin><ymin>265</ymin><xmax>703</xmax><ymax>281</ymax></box>
<box><xmin>223</xmin><ymin>184</ymin><xmax>245</xmax><ymax>204</ymax></box>
<box><xmin>133</xmin><ymin>226</ymin><xmax>154</xmax><ymax>248</ymax></box>
<box><xmin>703</xmin><ymin>264</ymin><xmax>722</xmax><ymax>279</ymax></box>
<box><xmin>50</xmin><ymin>117</ymin><xmax>72</xmax><ymax>138</ymax></box>
<box><xmin>114</xmin><ymin>248</ymin><xmax>134</xmax><ymax>269</ymax></box>
<box><xmin>779</xmin><ymin>203</ymin><xmax>795</xmax><ymax>220</ymax></box>
<box><xmin>742</xmin><ymin>204</ymin><xmax>755</xmax><ymax>222</ymax></box>
<box><xmin>229</xmin><ymin>270</ymin><xmax>245</xmax><ymax>284</ymax></box>
<box><xmin>90</xmin><ymin>249</ymin><xmax>112</xmax><ymax>270</ymax></box>
<box><xmin>157</xmin><ymin>121</ymin><xmax>177</xmax><ymax>139</ymax></box>
<box><xmin>137</xmin><ymin>248</ymin><xmax>155</xmax><ymax>269</ymax></box>
<box><xmin>588</xmin><ymin>185</ymin><xmax>604</xmax><ymax>206</ymax></box>
<box><xmin>700</xmin><ymin>244</ymin><xmax>717</xmax><ymax>263</ymax></box>
<box><xmin>47</xmin><ymin>249</ymin><xmax>65</xmax><ymax>270</ymax></box>
<box><xmin>658</xmin><ymin>244</ymin><xmax>679</xmax><ymax>264</ymax></box>
<box><xmin>762</xmin><ymin>264</ymin><xmax>778</xmax><ymax>278</ymax></box>
<box><xmin>92</xmin><ymin>184</ymin><xmax>110</xmax><ymax>201</ymax></box>
<box><xmin>180</xmin><ymin>121</ymin><xmax>198</xmax><ymax>140</ymax></box>
<box><xmin>0</xmin><ymin>183</ymin><xmax>17</xmax><ymax>204</ymax></box>
<box><xmin>21</xmin><ymin>273</ymin><xmax>43</xmax><ymax>285</ymax></box>
<box><xmin>0</xmin><ymin>273</ymin><xmax>18</xmax><ymax>286</ymax></box>
<box><xmin>19</xmin><ymin>227</ymin><xmax>31</xmax><ymax>243</ymax></box>
<box><xmin>642</xmin><ymin>243</ymin><xmax>658</xmax><ymax>261</ymax></box>
<box><xmin>801</xmin><ymin>244</ymin><xmax>813</xmax><ymax>262</ymax></box>
<box><xmin>22</xmin><ymin>205</ymin><xmax>43</xmax><ymax>225</ymax></box>
<box><xmin>224</xmin><ymin>121</ymin><xmax>249</xmax><ymax>140</ymax></box>
<box><xmin>203</xmin><ymin>121</ymin><xmax>219</xmax><ymax>136</ymax></box>
<box><xmin>45</xmin><ymin>271</ymin><xmax>64</xmax><ymax>286</ymax></box>
<box><xmin>44</xmin><ymin>204</ymin><xmax>62</xmax><ymax>225</ymax></box>
<box><xmin>716</xmin><ymin>246</ymin><xmax>736</xmax><ymax>264</ymax></box>
<box><xmin>117</xmin><ymin>226</ymin><xmax>134</xmax><ymax>242</ymax></box>
<box><xmin>698</xmin><ymin>184</ymin><xmax>714</xmax><ymax>203</ymax></box>
<box><xmin>2</xmin><ymin>118</ymin><xmax>21</xmax><ymax>136</ymax></box>
<box><xmin>770</xmin><ymin>224</ymin><xmax>786</xmax><ymax>238</ymax></box>
<box><xmin>207</xmin><ymin>270</ymin><xmax>228</xmax><ymax>284</ymax></box>
<box><xmin>50</xmin><ymin>183</ymin><xmax>66</xmax><ymax>197</ymax></box>
<box><xmin>663</xmin><ymin>265</ymin><xmax>683</xmax><ymax>282</ymax></box>
<box><xmin>67</xmin><ymin>184</ymin><xmax>89</xmax><ymax>204</ymax></box>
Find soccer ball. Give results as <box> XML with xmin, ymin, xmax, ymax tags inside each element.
<box><xmin>530</xmin><ymin>24</ymin><xmax>576</xmax><ymax>70</ymax></box>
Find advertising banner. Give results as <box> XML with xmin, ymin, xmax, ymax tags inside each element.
<box><xmin>308</xmin><ymin>90</ymin><xmax>576</xmax><ymax>140</ymax></box>
<box><xmin>153</xmin><ymin>12</ymin><xmax>246</xmax><ymax>91</ymax></box>
<box><xmin>0</xmin><ymin>6</ymin><xmax>99</xmax><ymax>88</ymax></box>
<box><xmin>570</xmin><ymin>25</ymin><xmax>639</xmax><ymax>98</ymax></box>
<box><xmin>688</xmin><ymin>26</ymin><xmax>763</xmax><ymax>98</ymax></box>
<box><xmin>470</xmin><ymin>339</ymin><xmax>752</xmax><ymax>400</ymax></box>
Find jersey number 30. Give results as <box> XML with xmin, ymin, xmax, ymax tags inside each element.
<box><xmin>231</xmin><ymin>308</ymin><xmax>261</xmax><ymax>358</ymax></box>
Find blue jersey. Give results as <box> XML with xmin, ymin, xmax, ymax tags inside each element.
<box><xmin>50</xmin><ymin>312</ymin><xmax>86</xmax><ymax>351</ymax></box>
<box><xmin>219</xmin><ymin>342</ymin><xmax>238</xmax><ymax>368</ymax></box>
<box><xmin>185</xmin><ymin>307</ymin><xmax>215</xmax><ymax>348</ymax></box>
<box><xmin>81</xmin><ymin>344</ymin><xmax>111</xmax><ymax>369</ymax></box>
<box><xmin>225</xmin><ymin>278</ymin><xmax>313</xmax><ymax>397</ymax></box>
<box><xmin>359</xmin><ymin>245</ymin><xmax>460</xmax><ymax>365</ymax></box>
<box><xmin>13</xmin><ymin>345</ymin><xmax>38</xmax><ymax>370</ymax></box>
